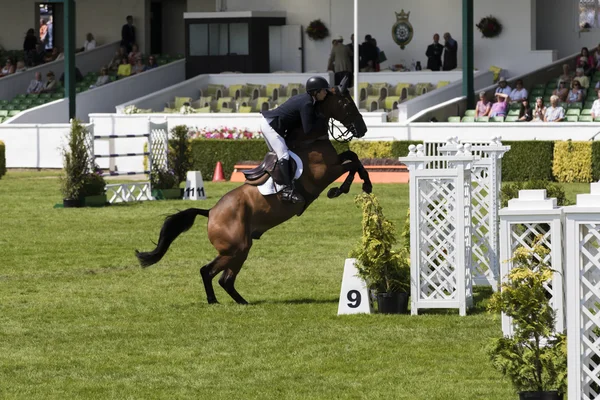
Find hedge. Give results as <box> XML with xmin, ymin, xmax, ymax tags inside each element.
<box><xmin>593</xmin><ymin>141</ymin><xmax>600</xmax><ymax>181</ymax></box>
<box><xmin>0</xmin><ymin>140</ymin><xmax>5</xmax><ymax>179</ymax></box>
<box><xmin>552</xmin><ymin>141</ymin><xmax>593</xmax><ymax>183</ymax></box>
<box><xmin>502</xmin><ymin>141</ymin><xmax>554</xmax><ymax>181</ymax></box>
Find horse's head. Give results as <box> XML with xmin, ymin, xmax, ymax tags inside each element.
<box><xmin>319</xmin><ymin>76</ymin><xmax>368</xmax><ymax>142</ymax></box>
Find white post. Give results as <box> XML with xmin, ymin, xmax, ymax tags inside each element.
<box><xmin>353</xmin><ymin>0</ymin><xmax>359</xmax><ymax>107</ymax></box>
<box><xmin>564</xmin><ymin>182</ymin><xmax>600</xmax><ymax>399</ymax></box>
<box><xmin>498</xmin><ymin>189</ymin><xmax>564</xmax><ymax>337</ymax></box>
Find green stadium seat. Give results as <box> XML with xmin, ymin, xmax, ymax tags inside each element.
<box><xmin>490</xmin><ymin>116</ymin><xmax>504</xmax><ymax>122</ymax></box>
<box><xmin>568</xmin><ymin>102</ymin><xmax>583</xmax><ymax>109</ymax></box>
<box><xmin>447</xmin><ymin>116</ymin><xmax>461</xmax><ymax>122</ymax></box>
<box><xmin>532</xmin><ymin>83</ymin><xmax>545</xmax><ymax>91</ymax></box>
<box><xmin>26</xmin><ymin>93</ymin><xmax>39</xmax><ymax>99</ymax></box>
<box><xmin>559</xmin><ymin>102</ymin><xmax>568</xmax><ymax>109</ymax></box>
<box><xmin>8</xmin><ymin>110</ymin><xmax>20</xmax><ymax>117</ymax></box>
<box><xmin>566</xmin><ymin>108</ymin><xmax>581</xmax><ymax>116</ymax></box>
<box><xmin>40</xmin><ymin>93</ymin><xmax>52</xmax><ymax>99</ymax></box>
<box><xmin>579</xmin><ymin>115</ymin><xmax>593</xmax><ymax>122</ymax></box>
<box><xmin>504</xmin><ymin>115</ymin><xmax>519</xmax><ymax>122</ymax></box>
<box><xmin>508</xmin><ymin>109</ymin><xmax>521</xmax><ymax>116</ymax></box>
<box><xmin>34</xmin><ymin>98</ymin><xmax>46</xmax><ymax>106</ymax></box>
<box><xmin>0</xmin><ymin>100</ymin><xmax>8</xmax><ymax>106</ymax></box>
<box><xmin>0</xmin><ymin>117</ymin><xmax>4</xmax><ymax>124</ymax></box>
<box><xmin>587</xmin><ymin>92</ymin><xmax>598</xmax><ymax>101</ymax></box>
<box><xmin>531</xmin><ymin>89</ymin><xmax>544</xmax><ymax>96</ymax></box>
<box><xmin>0</xmin><ymin>110</ymin><xmax>8</xmax><ymax>117</ymax></box>
<box><xmin>476</xmin><ymin>116</ymin><xmax>490</xmax><ymax>122</ymax></box>
<box><xmin>565</xmin><ymin>115</ymin><xmax>579</xmax><ymax>122</ymax></box>
<box><xmin>14</xmin><ymin>94</ymin><xmax>26</xmax><ymax>101</ymax></box>
<box><xmin>52</xmin><ymin>93</ymin><xmax>63</xmax><ymax>99</ymax></box>
<box><xmin>464</xmin><ymin>109</ymin><xmax>476</xmax><ymax>116</ymax></box>
<box><xmin>4</xmin><ymin>104</ymin><xmax>16</xmax><ymax>111</ymax></box>
<box><xmin>544</xmin><ymin>88</ymin><xmax>555</xmax><ymax>96</ymax></box>
<box><xmin>21</xmin><ymin>98</ymin><xmax>34</xmax><ymax>106</ymax></box>
<box><xmin>16</xmin><ymin>104</ymin><xmax>28</xmax><ymax>111</ymax></box>
<box><xmin>595</xmin><ymin>117</ymin><xmax>600</xmax><ymax>122</ymax></box>
<box><xmin>461</xmin><ymin>116</ymin><xmax>475</xmax><ymax>122</ymax></box>
<box><xmin>509</xmin><ymin>102</ymin><xmax>521</xmax><ymax>110</ymax></box>
<box><xmin>585</xmin><ymin>101</ymin><xmax>595</xmax><ymax>109</ymax></box>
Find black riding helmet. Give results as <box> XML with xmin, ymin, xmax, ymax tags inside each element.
<box><xmin>306</xmin><ymin>76</ymin><xmax>330</xmax><ymax>95</ymax></box>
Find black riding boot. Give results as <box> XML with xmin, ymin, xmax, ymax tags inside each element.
<box><xmin>278</xmin><ymin>159</ymin><xmax>304</xmax><ymax>203</ymax></box>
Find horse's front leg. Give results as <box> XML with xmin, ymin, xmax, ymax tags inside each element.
<box><xmin>329</xmin><ymin>151</ymin><xmax>372</xmax><ymax>197</ymax></box>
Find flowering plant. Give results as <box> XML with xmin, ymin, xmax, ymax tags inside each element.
<box><xmin>150</xmin><ymin>163</ymin><xmax>178</xmax><ymax>190</ymax></box>
<box><xmin>179</xmin><ymin>105</ymin><xmax>196</xmax><ymax>114</ymax></box>
<box><xmin>188</xmin><ymin>126</ymin><xmax>262</xmax><ymax>140</ymax></box>
<box><xmin>123</xmin><ymin>105</ymin><xmax>152</xmax><ymax>114</ymax></box>
<box><xmin>305</xmin><ymin>19</ymin><xmax>329</xmax><ymax>41</ymax></box>
<box><xmin>476</xmin><ymin>15</ymin><xmax>502</xmax><ymax>38</ymax></box>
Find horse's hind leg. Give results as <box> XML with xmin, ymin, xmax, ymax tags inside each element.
<box><xmin>218</xmin><ymin>252</ymin><xmax>250</xmax><ymax>305</ymax></box>
<box><xmin>200</xmin><ymin>256</ymin><xmax>229</xmax><ymax>304</ymax></box>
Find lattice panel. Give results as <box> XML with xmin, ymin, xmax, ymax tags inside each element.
<box><xmin>470</xmin><ymin>165</ymin><xmax>495</xmax><ymax>285</ymax></box>
<box><xmin>149</xmin><ymin>124</ymin><xmax>168</xmax><ymax>172</ymax></box>
<box><xmin>579</xmin><ymin>224</ymin><xmax>600</xmax><ymax>399</ymax></box>
<box><xmin>417</xmin><ymin>178</ymin><xmax>459</xmax><ymax>300</ymax></box>
<box><xmin>106</xmin><ymin>183</ymin><xmax>153</xmax><ymax>203</ymax></box>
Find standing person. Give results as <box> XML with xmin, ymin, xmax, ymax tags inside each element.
<box><xmin>327</xmin><ymin>36</ymin><xmax>352</xmax><ymax>85</ymax></box>
<box><xmin>346</xmin><ymin>34</ymin><xmax>357</xmax><ymax>87</ymax></box>
<box><xmin>121</xmin><ymin>15</ymin><xmax>136</xmax><ymax>53</ymax></box>
<box><xmin>359</xmin><ymin>34</ymin><xmax>377</xmax><ymax>72</ymax></box>
<box><xmin>442</xmin><ymin>32</ymin><xmax>458</xmax><ymax>71</ymax></box>
<box><xmin>260</xmin><ymin>76</ymin><xmax>330</xmax><ymax>203</ymax></box>
<box><xmin>426</xmin><ymin>33</ymin><xmax>443</xmax><ymax>71</ymax></box>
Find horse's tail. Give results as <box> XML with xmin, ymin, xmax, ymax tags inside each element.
<box><xmin>135</xmin><ymin>208</ymin><xmax>210</xmax><ymax>268</ymax></box>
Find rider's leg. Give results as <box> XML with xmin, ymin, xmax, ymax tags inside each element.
<box><xmin>260</xmin><ymin>117</ymin><xmax>304</xmax><ymax>203</ymax></box>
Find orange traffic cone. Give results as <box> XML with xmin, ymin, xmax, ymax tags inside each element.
<box><xmin>212</xmin><ymin>161</ymin><xmax>225</xmax><ymax>182</ymax></box>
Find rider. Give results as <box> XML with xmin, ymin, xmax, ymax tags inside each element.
<box><xmin>260</xmin><ymin>76</ymin><xmax>330</xmax><ymax>203</ymax></box>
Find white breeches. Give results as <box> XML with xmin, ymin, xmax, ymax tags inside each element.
<box><xmin>260</xmin><ymin>116</ymin><xmax>289</xmax><ymax>160</ymax></box>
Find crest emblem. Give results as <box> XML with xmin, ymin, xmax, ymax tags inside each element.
<box><xmin>391</xmin><ymin>10</ymin><xmax>414</xmax><ymax>50</ymax></box>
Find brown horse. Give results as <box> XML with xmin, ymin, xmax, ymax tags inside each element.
<box><xmin>135</xmin><ymin>79</ymin><xmax>372</xmax><ymax>304</ymax></box>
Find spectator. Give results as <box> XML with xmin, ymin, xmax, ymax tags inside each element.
<box><xmin>442</xmin><ymin>32</ymin><xmax>458</xmax><ymax>71</ymax></box>
<box><xmin>371</xmin><ymin>37</ymin><xmax>382</xmax><ymax>72</ymax></box>
<box><xmin>544</xmin><ymin>95</ymin><xmax>565</xmax><ymax>122</ymax></box>
<box><xmin>576</xmin><ymin>47</ymin><xmax>595</xmax><ymax>76</ymax></box>
<box><xmin>327</xmin><ymin>36</ymin><xmax>352</xmax><ymax>85</ymax></box>
<box><xmin>509</xmin><ymin>79</ymin><xmax>528</xmax><ymax>103</ymax></box>
<box><xmin>26</xmin><ymin>72</ymin><xmax>44</xmax><ymax>94</ymax></box>
<box><xmin>39</xmin><ymin>19</ymin><xmax>49</xmax><ymax>47</ymax></box>
<box><xmin>594</xmin><ymin>43</ymin><xmax>600</xmax><ymax>70</ymax></box>
<box><xmin>121</xmin><ymin>15</ymin><xmax>136</xmax><ymax>53</ymax></box>
<box><xmin>90</xmin><ymin>67</ymin><xmax>110</xmax><ymax>89</ymax></box>
<box><xmin>117</xmin><ymin>57</ymin><xmax>131</xmax><ymax>78</ymax></box>
<box><xmin>15</xmin><ymin>60</ymin><xmax>26</xmax><ymax>73</ymax></box>
<box><xmin>518</xmin><ymin>99</ymin><xmax>533</xmax><ymax>122</ymax></box>
<box><xmin>145</xmin><ymin>55</ymin><xmax>158</xmax><ymax>70</ymax></box>
<box><xmin>108</xmin><ymin>46</ymin><xmax>127</xmax><ymax>73</ymax></box>
<box><xmin>567</xmin><ymin>80</ymin><xmax>584</xmax><ymax>104</ymax></box>
<box><xmin>23</xmin><ymin>28</ymin><xmax>38</xmax><ymax>66</ymax></box>
<box><xmin>495</xmin><ymin>77</ymin><xmax>511</xmax><ymax>95</ymax></box>
<box><xmin>532</xmin><ymin>97</ymin><xmax>546</xmax><ymax>122</ymax></box>
<box><xmin>591</xmin><ymin>88</ymin><xmax>600</xmax><ymax>119</ymax></box>
<box><xmin>82</xmin><ymin>33</ymin><xmax>96</xmax><ymax>51</ymax></box>
<box><xmin>359</xmin><ymin>34</ymin><xmax>377</xmax><ymax>72</ymax></box>
<box><xmin>40</xmin><ymin>71</ymin><xmax>57</xmax><ymax>93</ymax></box>
<box><xmin>553</xmin><ymin>80</ymin><xmax>569</xmax><ymax>102</ymax></box>
<box><xmin>128</xmin><ymin>44</ymin><xmax>142</xmax><ymax>65</ymax></box>
<box><xmin>489</xmin><ymin>92</ymin><xmax>509</xmax><ymax>117</ymax></box>
<box><xmin>0</xmin><ymin>58</ymin><xmax>15</xmax><ymax>77</ymax></box>
<box><xmin>44</xmin><ymin>47</ymin><xmax>63</xmax><ymax>63</ymax></box>
<box><xmin>131</xmin><ymin>58</ymin><xmax>146</xmax><ymax>75</ymax></box>
<box><xmin>475</xmin><ymin>91</ymin><xmax>491</xmax><ymax>118</ymax></box>
<box><xmin>557</xmin><ymin>64</ymin><xmax>574</xmax><ymax>88</ymax></box>
<box><xmin>426</xmin><ymin>33</ymin><xmax>443</xmax><ymax>71</ymax></box>
<box><xmin>327</xmin><ymin>38</ymin><xmax>338</xmax><ymax>71</ymax></box>
<box><xmin>574</xmin><ymin>67</ymin><xmax>590</xmax><ymax>89</ymax></box>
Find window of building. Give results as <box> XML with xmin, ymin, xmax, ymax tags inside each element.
<box><xmin>189</xmin><ymin>22</ymin><xmax>249</xmax><ymax>56</ymax></box>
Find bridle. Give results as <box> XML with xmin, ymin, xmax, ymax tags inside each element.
<box><xmin>326</xmin><ymin>91</ymin><xmax>359</xmax><ymax>143</ymax></box>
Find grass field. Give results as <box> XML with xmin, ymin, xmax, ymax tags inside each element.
<box><xmin>0</xmin><ymin>172</ymin><xmax>590</xmax><ymax>399</ymax></box>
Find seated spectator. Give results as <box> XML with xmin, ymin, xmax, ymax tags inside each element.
<box><xmin>131</xmin><ymin>58</ymin><xmax>146</xmax><ymax>75</ymax></box>
<box><xmin>553</xmin><ymin>80</ymin><xmax>569</xmax><ymax>102</ymax></box>
<box><xmin>489</xmin><ymin>92</ymin><xmax>509</xmax><ymax>117</ymax></box>
<box><xmin>576</xmin><ymin>47</ymin><xmax>595</xmax><ymax>76</ymax></box>
<box><xmin>557</xmin><ymin>64</ymin><xmax>574</xmax><ymax>88</ymax></box>
<box><xmin>567</xmin><ymin>80</ymin><xmax>584</xmax><ymax>103</ymax></box>
<box><xmin>117</xmin><ymin>57</ymin><xmax>131</xmax><ymax>78</ymax></box>
<box><xmin>82</xmin><ymin>33</ymin><xmax>96</xmax><ymax>51</ymax></box>
<box><xmin>44</xmin><ymin>47</ymin><xmax>64</xmax><ymax>63</ymax></box>
<box><xmin>544</xmin><ymin>95</ymin><xmax>565</xmax><ymax>122</ymax></box>
<box><xmin>532</xmin><ymin>97</ymin><xmax>546</xmax><ymax>122</ymax></box>
<box><xmin>591</xmin><ymin>88</ymin><xmax>600</xmax><ymax>119</ymax></box>
<box><xmin>594</xmin><ymin>43</ymin><xmax>600</xmax><ymax>68</ymax></box>
<box><xmin>90</xmin><ymin>67</ymin><xmax>110</xmax><ymax>89</ymax></box>
<box><xmin>475</xmin><ymin>91</ymin><xmax>491</xmax><ymax>117</ymax></box>
<box><xmin>574</xmin><ymin>67</ymin><xmax>590</xmax><ymax>89</ymax></box>
<box><xmin>0</xmin><ymin>58</ymin><xmax>15</xmax><ymax>77</ymax></box>
<box><xmin>15</xmin><ymin>60</ymin><xmax>27</xmax><ymax>73</ymax></box>
<box><xmin>518</xmin><ymin>99</ymin><xmax>533</xmax><ymax>122</ymax></box>
<box><xmin>495</xmin><ymin>77</ymin><xmax>511</xmax><ymax>95</ymax></box>
<box><xmin>40</xmin><ymin>71</ymin><xmax>57</xmax><ymax>93</ymax></box>
<box><xmin>145</xmin><ymin>55</ymin><xmax>158</xmax><ymax>70</ymax></box>
<box><xmin>108</xmin><ymin>46</ymin><xmax>127</xmax><ymax>73</ymax></box>
<box><xmin>509</xmin><ymin>79</ymin><xmax>528</xmax><ymax>103</ymax></box>
<box><xmin>128</xmin><ymin>44</ymin><xmax>142</xmax><ymax>65</ymax></box>
<box><xmin>27</xmin><ymin>72</ymin><xmax>44</xmax><ymax>94</ymax></box>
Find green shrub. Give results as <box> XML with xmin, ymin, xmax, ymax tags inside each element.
<box><xmin>501</xmin><ymin>180</ymin><xmax>570</xmax><ymax>208</ymax></box>
<box><xmin>502</xmin><ymin>141</ymin><xmax>554</xmax><ymax>181</ymax></box>
<box><xmin>592</xmin><ymin>141</ymin><xmax>600</xmax><ymax>181</ymax></box>
<box><xmin>349</xmin><ymin>141</ymin><xmax>393</xmax><ymax>158</ymax></box>
<box><xmin>0</xmin><ymin>140</ymin><xmax>5</xmax><ymax>179</ymax></box>
<box><xmin>168</xmin><ymin>125</ymin><xmax>193</xmax><ymax>184</ymax></box>
<box><xmin>390</xmin><ymin>141</ymin><xmax>423</xmax><ymax>158</ymax></box>
<box><xmin>190</xmin><ymin>139</ymin><xmax>268</xmax><ymax>180</ymax></box>
<box><xmin>552</xmin><ymin>140</ymin><xmax>593</xmax><ymax>183</ymax></box>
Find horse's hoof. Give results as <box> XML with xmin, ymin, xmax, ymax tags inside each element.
<box><xmin>363</xmin><ymin>183</ymin><xmax>373</xmax><ymax>194</ymax></box>
<box><xmin>207</xmin><ymin>298</ymin><xmax>219</xmax><ymax>305</ymax></box>
<box><xmin>327</xmin><ymin>187</ymin><xmax>341</xmax><ymax>198</ymax></box>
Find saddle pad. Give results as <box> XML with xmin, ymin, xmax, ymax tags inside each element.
<box><xmin>257</xmin><ymin>151</ymin><xmax>303</xmax><ymax>196</ymax></box>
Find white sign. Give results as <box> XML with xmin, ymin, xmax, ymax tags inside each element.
<box><xmin>337</xmin><ymin>258</ymin><xmax>372</xmax><ymax>315</ymax></box>
<box><xmin>183</xmin><ymin>171</ymin><xmax>207</xmax><ymax>200</ymax></box>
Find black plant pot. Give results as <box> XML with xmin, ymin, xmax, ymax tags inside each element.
<box><xmin>63</xmin><ymin>198</ymin><xmax>81</xmax><ymax>208</ymax></box>
<box><xmin>519</xmin><ymin>391</ymin><xmax>563</xmax><ymax>400</ymax></box>
<box><xmin>377</xmin><ymin>292</ymin><xmax>409</xmax><ymax>314</ymax></box>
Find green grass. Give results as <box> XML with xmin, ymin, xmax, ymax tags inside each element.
<box><xmin>0</xmin><ymin>172</ymin><xmax>588</xmax><ymax>399</ymax></box>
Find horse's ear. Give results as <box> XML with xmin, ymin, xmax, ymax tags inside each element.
<box><xmin>339</xmin><ymin>75</ymin><xmax>349</xmax><ymax>94</ymax></box>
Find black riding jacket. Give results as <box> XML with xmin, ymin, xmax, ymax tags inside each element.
<box><xmin>261</xmin><ymin>93</ymin><xmax>318</xmax><ymax>137</ymax></box>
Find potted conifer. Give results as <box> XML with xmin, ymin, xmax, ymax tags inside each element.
<box><xmin>488</xmin><ymin>239</ymin><xmax>567</xmax><ymax>400</ymax></box>
<box><xmin>350</xmin><ymin>193</ymin><xmax>410</xmax><ymax>314</ymax></box>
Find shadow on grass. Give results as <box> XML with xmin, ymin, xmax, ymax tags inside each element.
<box><xmin>251</xmin><ymin>297</ymin><xmax>339</xmax><ymax>305</ymax></box>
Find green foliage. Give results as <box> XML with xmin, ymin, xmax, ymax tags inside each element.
<box><xmin>488</xmin><ymin>240</ymin><xmax>567</xmax><ymax>394</ymax></box>
<box><xmin>390</xmin><ymin>141</ymin><xmax>423</xmax><ymax>158</ymax></box>
<box><xmin>501</xmin><ymin>180</ymin><xmax>570</xmax><ymax>208</ymax></box>
<box><xmin>401</xmin><ymin>208</ymin><xmax>410</xmax><ymax>252</ymax></box>
<box><xmin>150</xmin><ymin>161</ymin><xmax>178</xmax><ymax>189</ymax></box>
<box><xmin>502</xmin><ymin>141</ymin><xmax>554</xmax><ymax>181</ymax></box>
<box><xmin>350</xmin><ymin>193</ymin><xmax>410</xmax><ymax>294</ymax></box>
<box><xmin>348</xmin><ymin>141</ymin><xmax>393</xmax><ymax>159</ymax></box>
<box><xmin>0</xmin><ymin>140</ymin><xmax>5</xmax><ymax>179</ymax></box>
<box><xmin>168</xmin><ymin>125</ymin><xmax>193</xmax><ymax>185</ymax></box>
<box><xmin>592</xmin><ymin>141</ymin><xmax>600</xmax><ymax>181</ymax></box>
<box><xmin>552</xmin><ymin>140</ymin><xmax>593</xmax><ymax>183</ymax></box>
<box><xmin>60</xmin><ymin>119</ymin><xmax>105</xmax><ymax>199</ymax></box>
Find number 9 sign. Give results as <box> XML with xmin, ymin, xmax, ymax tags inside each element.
<box><xmin>337</xmin><ymin>259</ymin><xmax>372</xmax><ymax>315</ymax></box>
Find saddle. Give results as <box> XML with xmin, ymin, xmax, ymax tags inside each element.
<box><xmin>243</xmin><ymin>151</ymin><xmax>297</xmax><ymax>186</ymax></box>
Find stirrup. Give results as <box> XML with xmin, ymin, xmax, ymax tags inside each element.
<box><xmin>281</xmin><ymin>186</ymin><xmax>304</xmax><ymax>203</ymax></box>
